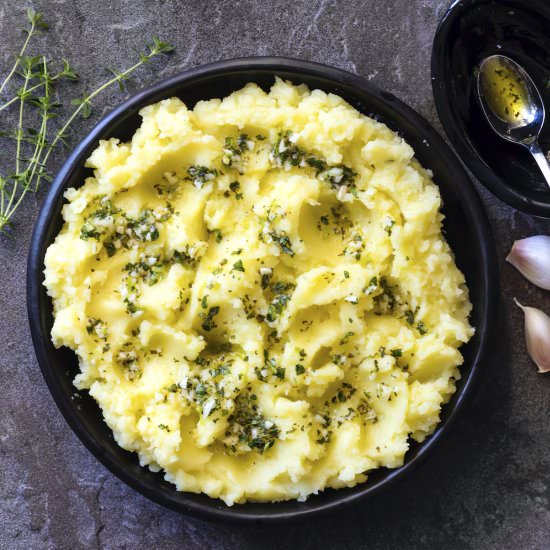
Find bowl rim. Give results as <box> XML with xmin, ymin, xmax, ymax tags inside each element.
<box><xmin>27</xmin><ymin>55</ymin><xmax>498</xmax><ymax>524</ymax></box>
<box><xmin>431</xmin><ymin>0</ymin><xmax>550</xmax><ymax>218</ymax></box>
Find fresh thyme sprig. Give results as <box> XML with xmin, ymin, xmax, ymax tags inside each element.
<box><xmin>0</xmin><ymin>10</ymin><xmax>174</xmax><ymax>236</ymax></box>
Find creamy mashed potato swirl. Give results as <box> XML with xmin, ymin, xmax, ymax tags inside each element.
<box><xmin>44</xmin><ymin>79</ymin><xmax>473</xmax><ymax>505</ymax></box>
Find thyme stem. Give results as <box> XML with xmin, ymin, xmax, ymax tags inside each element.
<box><xmin>0</xmin><ymin>76</ymin><xmax>63</xmax><ymax>113</ymax></box>
<box><xmin>4</xmin><ymin>58</ymin><xmax>50</xmax><ymax>221</ymax></box>
<box><xmin>0</xmin><ymin>15</ymin><xmax>37</xmax><ymax>97</ymax></box>
<box><xmin>36</xmin><ymin>58</ymin><xmax>147</xmax><ymax>192</ymax></box>
<box><xmin>15</xmin><ymin>71</ymin><xmax>30</xmax><ymax>175</ymax></box>
<box><xmin>0</xmin><ymin>9</ymin><xmax>174</xmax><ymax>236</ymax></box>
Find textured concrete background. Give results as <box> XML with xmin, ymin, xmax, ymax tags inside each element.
<box><xmin>1</xmin><ymin>0</ymin><xmax>549</xmax><ymax>548</ymax></box>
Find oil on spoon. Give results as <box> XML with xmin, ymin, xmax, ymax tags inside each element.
<box><xmin>477</xmin><ymin>54</ymin><xmax>550</xmax><ymax>187</ymax></box>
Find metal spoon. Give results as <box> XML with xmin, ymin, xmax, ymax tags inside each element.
<box><xmin>477</xmin><ymin>54</ymin><xmax>550</xmax><ymax>187</ymax></box>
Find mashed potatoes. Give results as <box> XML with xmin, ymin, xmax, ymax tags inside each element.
<box><xmin>44</xmin><ymin>79</ymin><xmax>473</xmax><ymax>505</ymax></box>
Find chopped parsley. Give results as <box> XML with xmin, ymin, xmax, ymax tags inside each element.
<box><xmin>120</xmin><ymin>257</ymin><xmax>166</xmax><ymax>314</ymax></box>
<box><xmin>331</xmin><ymin>382</ymin><xmax>357</xmax><ymax>404</ymax></box>
<box><xmin>319</xmin><ymin>165</ymin><xmax>356</xmax><ymax>189</ymax></box>
<box><xmin>270</xmin><ymin>280</ymin><xmax>294</xmax><ymax>293</ymax></box>
<box><xmin>260</xmin><ymin>268</ymin><xmax>273</xmax><ymax>290</ymax></box>
<box><xmin>383</xmin><ymin>217</ymin><xmax>396</xmax><ymax>236</ymax></box>
<box><xmin>364</xmin><ymin>276</ymin><xmax>378</xmax><ymax>295</ymax></box>
<box><xmin>187</xmin><ymin>165</ymin><xmax>218</xmax><ymax>188</ymax></box>
<box><xmin>274</xmin><ymin>366</ymin><xmax>285</xmax><ymax>380</ymax></box>
<box><xmin>126</xmin><ymin>209</ymin><xmax>163</xmax><ymax>241</ymax></box>
<box><xmin>80</xmin><ymin>196</ymin><xmax>118</xmax><ymax>241</ymax></box>
<box><xmin>224</xmin><ymin>393</ymin><xmax>280</xmax><ymax>454</ymax></box>
<box><xmin>173</xmin><ymin>245</ymin><xmax>200</xmax><ymax>267</ymax></box>
<box><xmin>222</xmin><ymin>134</ymin><xmax>252</xmax><ymax>167</ymax></box>
<box><xmin>103</xmin><ymin>205</ymin><xmax>172</xmax><ymax>256</ymax></box>
<box><xmin>269</xmin><ymin>131</ymin><xmax>357</xmax><ymax>194</ymax></box>
<box><xmin>270</xmin><ymin>231</ymin><xmax>294</xmax><ymax>256</ymax></box>
<box><xmin>357</xmin><ymin>399</ymin><xmax>378</xmax><ymax>424</ymax></box>
<box><xmin>123</xmin><ymin>257</ymin><xmax>165</xmax><ymax>286</ymax></box>
<box><xmin>270</xmin><ymin>131</ymin><xmax>304</xmax><ymax>169</ymax></box>
<box><xmin>373</xmin><ymin>276</ymin><xmax>397</xmax><ymax>313</ymax></box>
<box><xmin>86</xmin><ymin>317</ymin><xmax>107</xmax><ymax>340</ymax></box>
<box><xmin>177</xmin><ymin>366</ymin><xmax>234</xmax><ymax>419</ymax></box>
<box><xmin>295</xmin><ymin>364</ymin><xmax>306</xmax><ymax>375</ymax></box>
<box><xmin>256</xmin><ymin>352</ymin><xmax>286</xmax><ymax>381</ymax></box>
<box><xmin>115</xmin><ymin>344</ymin><xmax>141</xmax><ymax>381</ymax></box>
<box><xmin>232</xmin><ymin>259</ymin><xmax>245</xmax><ymax>272</ymax></box>
<box><xmin>417</xmin><ymin>321</ymin><xmax>428</xmax><ymax>335</ymax></box>
<box><xmin>305</xmin><ymin>156</ymin><xmax>327</xmax><ymax>172</ymax></box>
<box><xmin>266</xmin><ymin>293</ymin><xmax>291</xmax><ymax>322</ymax></box>
<box><xmin>80</xmin><ymin>225</ymin><xmax>101</xmax><ymax>241</ymax></box>
<box><xmin>339</xmin><ymin>331</ymin><xmax>355</xmax><ymax>345</ymax></box>
<box><xmin>154</xmin><ymin>171</ymin><xmax>179</xmax><ymax>197</ymax></box>
<box><xmin>199</xmin><ymin>305</ymin><xmax>220</xmax><ymax>332</ymax></box>
<box><xmin>404</xmin><ymin>307</ymin><xmax>428</xmax><ymax>334</ymax></box>
<box><xmin>209</xmin><ymin>228</ymin><xmax>223</xmax><ymax>243</ymax></box>
<box><xmin>314</xmin><ymin>414</ymin><xmax>333</xmax><ymax>444</ymax></box>
<box><xmin>228</xmin><ymin>180</ymin><xmax>243</xmax><ymax>200</ymax></box>
<box><xmin>341</xmin><ymin>232</ymin><xmax>365</xmax><ymax>261</ymax></box>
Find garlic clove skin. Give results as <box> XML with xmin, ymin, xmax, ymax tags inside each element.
<box><xmin>514</xmin><ymin>298</ymin><xmax>550</xmax><ymax>373</ymax></box>
<box><xmin>506</xmin><ymin>235</ymin><xmax>550</xmax><ymax>290</ymax></box>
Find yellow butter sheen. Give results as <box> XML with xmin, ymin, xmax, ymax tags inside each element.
<box><xmin>44</xmin><ymin>79</ymin><xmax>473</xmax><ymax>505</ymax></box>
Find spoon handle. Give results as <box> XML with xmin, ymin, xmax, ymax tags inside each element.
<box><xmin>528</xmin><ymin>141</ymin><xmax>550</xmax><ymax>188</ymax></box>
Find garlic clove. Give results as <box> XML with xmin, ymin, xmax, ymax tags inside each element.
<box><xmin>506</xmin><ymin>235</ymin><xmax>550</xmax><ymax>290</ymax></box>
<box><xmin>514</xmin><ymin>298</ymin><xmax>550</xmax><ymax>373</ymax></box>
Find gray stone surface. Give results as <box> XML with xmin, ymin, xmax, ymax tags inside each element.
<box><xmin>0</xmin><ymin>0</ymin><xmax>549</xmax><ymax>548</ymax></box>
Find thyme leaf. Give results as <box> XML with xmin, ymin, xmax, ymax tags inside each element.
<box><xmin>0</xmin><ymin>11</ymin><xmax>174</xmax><ymax>236</ymax></box>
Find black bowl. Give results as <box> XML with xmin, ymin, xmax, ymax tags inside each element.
<box><xmin>432</xmin><ymin>0</ymin><xmax>550</xmax><ymax>217</ymax></box>
<box><xmin>27</xmin><ymin>57</ymin><xmax>498</xmax><ymax>523</ymax></box>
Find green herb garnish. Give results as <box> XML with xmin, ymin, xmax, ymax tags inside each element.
<box><xmin>339</xmin><ymin>331</ymin><xmax>355</xmax><ymax>345</ymax></box>
<box><xmin>225</xmin><ymin>393</ymin><xmax>280</xmax><ymax>454</ymax></box>
<box><xmin>199</xmin><ymin>305</ymin><xmax>220</xmax><ymax>332</ymax></box>
<box><xmin>187</xmin><ymin>165</ymin><xmax>218</xmax><ymax>188</ymax></box>
<box><xmin>209</xmin><ymin>228</ymin><xmax>223</xmax><ymax>243</ymax></box>
<box><xmin>417</xmin><ymin>321</ymin><xmax>428</xmax><ymax>335</ymax></box>
<box><xmin>232</xmin><ymin>259</ymin><xmax>245</xmax><ymax>272</ymax></box>
<box><xmin>266</xmin><ymin>293</ymin><xmax>291</xmax><ymax>322</ymax></box>
<box><xmin>270</xmin><ymin>231</ymin><xmax>294</xmax><ymax>256</ymax></box>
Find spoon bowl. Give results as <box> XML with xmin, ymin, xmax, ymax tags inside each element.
<box><xmin>477</xmin><ymin>54</ymin><xmax>550</xmax><ymax>187</ymax></box>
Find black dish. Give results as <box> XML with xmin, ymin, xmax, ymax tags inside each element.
<box><xmin>27</xmin><ymin>57</ymin><xmax>498</xmax><ymax>523</ymax></box>
<box><xmin>432</xmin><ymin>0</ymin><xmax>550</xmax><ymax>217</ymax></box>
